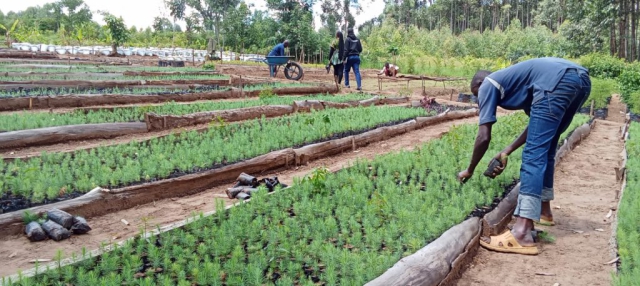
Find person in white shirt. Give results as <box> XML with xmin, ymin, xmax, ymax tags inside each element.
<box><xmin>379</xmin><ymin>62</ymin><xmax>399</xmax><ymax>77</ymax></box>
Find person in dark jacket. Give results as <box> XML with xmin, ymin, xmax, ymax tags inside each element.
<box><xmin>326</xmin><ymin>31</ymin><xmax>345</xmax><ymax>85</ymax></box>
<box><xmin>342</xmin><ymin>28</ymin><xmax>363</xmax><ymax>90</ymax></box>
<box><xmin>267</xmin><ymin>40</ymin><xmax>289</xmax><ymax>76</ymax></box>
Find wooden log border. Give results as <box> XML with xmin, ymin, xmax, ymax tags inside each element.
<box><xmin>0</xmin><ymin>108</ymin><xmax>478</xmax><ymax>238</ymax></box>
<box><xmin>0</xmin><ymin>85</ymin><xmax>337</xmax><ymax>112</ymax></box>
<box><xmin>0</xmin><ymin>123</ymin><xmax>148</xmax><ymax>149</ymax></box>
<box><xmin>610</xmin><ymin>120</ymin><xmax>630</xmax><ymax>273</ymax></box>
<box><xmin>145</xmin><ymin>96</ymin><xmax>410</xmax><ymax>131</ymax></box>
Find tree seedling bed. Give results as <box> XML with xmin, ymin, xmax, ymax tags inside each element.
<box><xmin>0</xmin><ymin>96</ymin><xmax>407</xmax><ymax>150</ymax></box>
<box><xmin>0</xmin><ymin>85</ymin><xmax>337</xmax><ymax>112</ymax></box>
<box><xmin>6</xmin><ymin>110</ymin><xmax>535</xmax><ymax>286</ymax></box>
<box><xmin>0</xmin><ymin>107</ymin><xmax>478</xmax><ymax>237</ymax></box>
<box><xmin>0</xmin><ymin>79</ymin><xmax>233</xmax><ymax>91</ymax></box>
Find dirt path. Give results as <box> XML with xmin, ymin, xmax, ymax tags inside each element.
<box><xmin>457</xmin><ymin>119</ymin><xmax>624</xmax><ymax>286</ymax></box>
<box><xmin>607</xmin><ymin>94</ymin><xmax>627</xmax><ymax>123</ymax></box>
<box><xmin>0</xmin><ymin>114</ymin><xmax>485</xmax><ymax>278</ymax></box>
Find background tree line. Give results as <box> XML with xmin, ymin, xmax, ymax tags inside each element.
<box><xmin>2</xmin><ymin>0</ymin><xmax>640</xmax><ymax>65</ymax></box>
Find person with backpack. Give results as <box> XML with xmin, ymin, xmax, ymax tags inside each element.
<box><xmin>326</xmin><ymin>31</ymin><xmax>345</xmax><ymax>85</ymax></box>
<box><xmin>342</xmin><ymin>28</ymin><xmax>363</xmax><ymax>91</ymax></box>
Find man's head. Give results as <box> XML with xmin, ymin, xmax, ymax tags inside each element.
<box><xmin>471</xmin><ymin>70</ymin><xmax>492</xmax><ymax>96</ymax></box>
<box><xmin>347</xmin><ymin>28</ymin><xmax>355</xmax><ymax>36</ymax></box>
<box><xmin>384</xmin><ymin>62</ymin><xmax>389</xmax><ymax>68</ymax></box>
<box><xmin>283</xmin><ymin>40</ymin><xmax>289</xmax><ymax>48</ymax></box>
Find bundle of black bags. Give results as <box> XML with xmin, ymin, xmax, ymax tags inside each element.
<box><xmin>24</xmin><ymin>208</ymin><xmax>92</xmax><ymax>242</ymax></box>
<box><xmin>226</xmin><ymin>173</ymin><xmax>288</xmax><ymax>200</ymax></box>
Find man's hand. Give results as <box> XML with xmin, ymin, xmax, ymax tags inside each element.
<box><xmin>326</xmin><ymin>64</ymin><xmax>331</xmax><ymax>74</ymax></box>
<box><xmin>457</xmin><ymin>169</ymin><xmax>473</xmax><ymax>183</ymax></box>
<box><xmin>489</xmin><ymin>152</ymin><xmax>508</xmax><ymax>177</ymax></box>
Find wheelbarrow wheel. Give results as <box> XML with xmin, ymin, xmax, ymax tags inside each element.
<box><xmin>284</xmin><ymin>62</ymin><xmax>304</xmax><ymax>81</ymax></box>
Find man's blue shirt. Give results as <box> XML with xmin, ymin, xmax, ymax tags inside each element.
<box><xmin>478</xmin><ymin>57</ymin><xmax>588</xmax><ymax>125</ymax></box>
<box><xmin>268</xmin><ymin>43</ymin><xmax>285</xmax><ymax>57</ymax></box>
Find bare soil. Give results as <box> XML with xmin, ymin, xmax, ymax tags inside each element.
<box><xmin>607</xmin><ymin>94</ymin><xmax>627</xmax><ymax>123</ymax></box>
<box><xmin>0</xmin><ymin>115</ymin><xmax>481</xmax><ymax>277</ymax></box>
<box><xmin>457</xmin><ymin>119</ymin><xmax>624</xmax><ymax>286</ymax></box>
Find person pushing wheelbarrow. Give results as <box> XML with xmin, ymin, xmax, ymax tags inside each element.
<box><xmin>268</xmin><ymin>40</ymin><xmax>289</xmax><ymax>76</ymax></box>
<box><xmin>457</xmin><ymin>57</ymin><xmax>591</xmax><ymax>255</ymax></box>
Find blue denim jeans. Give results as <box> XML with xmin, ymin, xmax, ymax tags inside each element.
<box><xmin>514</xmin><ymin>69</ymin><xmax>591</xmax><ymax>221</ymax></box>
<box><xmin>344</xmin><ymin>55</ymin><xmax>362</xmax><ymax>89</ymax></box>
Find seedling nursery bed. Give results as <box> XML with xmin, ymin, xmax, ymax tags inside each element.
<box><xmin>1</xmin><ymin>112</ymin><xmax>592</xmax><ymax>286</ymax></box>
<box><xmin>0</xmin><ymin>85</ymin><xmax>338</xmax><ymax>112</ymax></box>
<box><xmin>0</xmin><ymin>93</ymin><xmax>383</xmax><ymax>132</ymax></box>
<box><xmin>0</xmin><ymin>95</ymin><xmax>405</xmax><ymax>149</ymax></box>
<box><xmin>0</xmin><ymin>106</ymin><xmax>478</xmax><ymax>237</ymax></box>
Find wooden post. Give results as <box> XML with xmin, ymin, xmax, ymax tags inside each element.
<box><xmin>240</xmin><ymin>75</ymin><xmax>244</xmax><ymax>98</ymax></box>
<box><xmin>192</xmin><ymin>49</ymin><xmax>195</xmax><ymax>66</ymax></box>
<box><xmin>590</xmin><ymin>100</ymin><xmax>595</xmax><ymax>117</ymax></box>
<box><xmin>450</xmin><ymin>89</ymin><xmax>454</xmax><ymax>101</ymax></box>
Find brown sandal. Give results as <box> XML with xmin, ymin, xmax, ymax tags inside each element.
<box><xmin>480</xmin><ymin>230</ymin><xmax>539</xmax><ymax>255</ymax></box>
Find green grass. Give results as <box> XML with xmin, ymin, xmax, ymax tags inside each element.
<box><xmin>0</xmin><ymin>93</ymin><xmax>376</xmax><ymax>131</ymax></box>
<box><xmin>614</xmin><ymin>122</ymin><xmax>640</xmax><ymax>285</ymax></box>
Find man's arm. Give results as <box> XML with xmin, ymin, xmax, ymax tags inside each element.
<box><xmin>502</xmin><ymin>127</ymin><xmax>528</xmax><ymax>155</ymax></box>
<box><xmin>467</xmin><ymin>123</ymin><xmax>493</xmax><ymax>173</ymax></box>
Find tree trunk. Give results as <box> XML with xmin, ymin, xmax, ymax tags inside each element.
<box><xmin>632</xmin><ymin>0</ymin><xmax>637</xmax><ymax>61</ymax></box>
<box><xmin>480</xmin><ymin>5</ymin><xmax>483</xmax><ymax>31</ymax></box>
<box><xmin>612</xmin><ymin>1</ymin><xmax>618</xmax><ymax>57</ymax></box>
<box><xmin>619</xmin><ymin>0</ymin><xmax>627</xmax><ymax>59</ymax></box>
<box><xmin>111</xmin><ymin>44</ymin><xmax>117</xmax><ymax>56</ymax></box>
<box><xmin>450</xmin><ymin>0</ymin><xmax>454</xmax><ymax>34</ymax></box>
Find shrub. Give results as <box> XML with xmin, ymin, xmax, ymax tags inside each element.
<box><xmin>579</xmin><ymin>53</ymin><xmax>626</xmax><ymax>79</ymax></box>
<box><xmin>258</xmin><ymin>87</ymin><xmax>275</xmax><ymax>100</ymax></box>
<box><xmin>203</xmin><ymin>61</ymin><xmax>216</xmax><ymax>70</ymax></box>
<box><xmin>618</xmin><ymin>69</ymin><xmax>640</xmax><ymax>104</ymax></box>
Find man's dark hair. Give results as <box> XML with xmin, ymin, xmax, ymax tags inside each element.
<box><xmin>283</xmin><ymin>40</ymin><xmax>289</xmax><ymax>47</ymax></box>
<box><xmin>385</xmin><ymin>62</ymin><xmax>389</xmax><ymax>67</ymax></box>
<box><xmin>471</xmin><ymin>70</ymin><xmax>492</xmax><ymax>91</ymax></box>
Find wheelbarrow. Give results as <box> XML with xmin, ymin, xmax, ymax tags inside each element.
<box><xmin>264</xmin><ymin>56</ymin><xmax>304</xmax><ymax>81</ymax></box>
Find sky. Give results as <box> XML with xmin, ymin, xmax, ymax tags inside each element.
<box><xmin>1</xmin><ymin>0</ymin><xmax>386</xmax><ymax>31</ymax></box>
